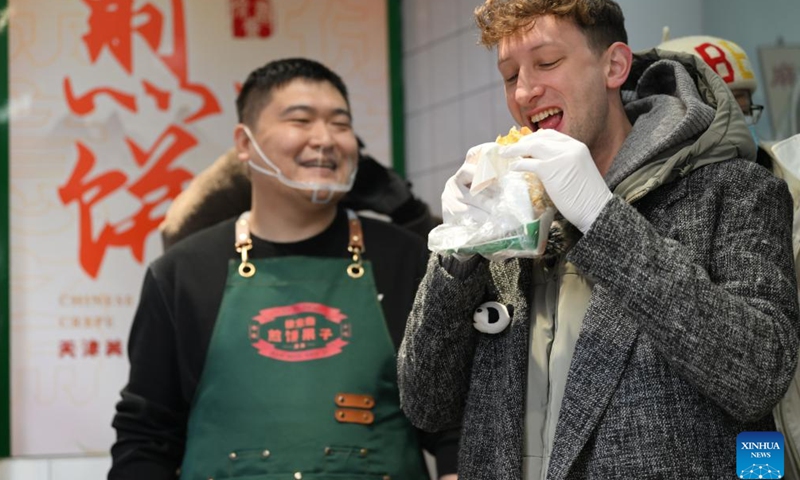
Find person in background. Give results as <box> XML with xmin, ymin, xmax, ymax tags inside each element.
<box><xmin>109</xmin><ymin>57</ymin><xmax>458</xmax><ymax>480</ymax></box>
<box><xmin>397</xmin><ymin>1</ymin><xmax>798</xmax><ymax>479</ymax></box>
<box><xmin>659</xmin><ymin>33</ymin><xmax>800</xmax><ymax>480</ymax></box>
<box><xmin>159</xmin><ymin>139</ymin><xmax>438</xmax><ymax>250</ymax></box>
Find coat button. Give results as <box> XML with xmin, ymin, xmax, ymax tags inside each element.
<box><xmin>261</xmin><ymin>449</ymin><xmax>270</xmax><ymax>457</ymax></box>
<box><xmin>360</xmin><ymin>448</ymin><xmax>368</xmax><ymax>457</ymax></box>
<box><xmin>473</xmin><ymin>301</ymin><xmax>513</xmax><ymax>334</ymax></box>
<box><xmin>294</xmin><ymin>473</ymin><xmax>302</xmax><ymax>480</ymax></box>
<box><xmin>228</xmin><ymin>452</ymin><xmax>237</xmax><ymax>460</ymax></box>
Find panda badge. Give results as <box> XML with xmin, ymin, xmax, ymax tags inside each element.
<box><xmin>473</xmin><ymin>301</ymin><xmax>513</xmax><ymax>334</ymax></box>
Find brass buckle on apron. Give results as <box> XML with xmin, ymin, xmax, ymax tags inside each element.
<box><xmin>236</xmin><ymin>239</ymin><xmax>255</xmax><ymax>278</ymax></box>
<box><xmin>236</xmin><ymin>215</ymin><xmax>256</xmax><ymax>278</ymax></box>
<box><xmin>235</xmin><ymin>210</ymin><xmax>366</xmax><ymax>279</ymax></box>
<box><xmin>347</xmin><ymin>245</ymin><xmax>364</xmax><ymax>279</ymax></box>
<box><xmin>346</xmin><ymin>210</ymin><xmax>365</xmax><ymax>279</ymax></box>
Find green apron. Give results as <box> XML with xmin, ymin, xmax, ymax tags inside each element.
<box><xmin>179</xmin><ymin>211</ymin><xmax>428</xmax><ymax>480</ymax></box>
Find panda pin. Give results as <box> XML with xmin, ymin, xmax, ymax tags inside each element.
<box><xmin>473</xmin><ymin>301</ymin><xmax>514</xmax><ymax>334</ymax></box>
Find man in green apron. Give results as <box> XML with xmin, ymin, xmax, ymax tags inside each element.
<box><xmin>109</xmin><ymin>58</ymin><xmax>459</xmax><ymax>480</ymax></box>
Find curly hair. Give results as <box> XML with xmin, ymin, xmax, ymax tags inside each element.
<box><xmin>474</xmin><ymin>0</ymin><xmax>627</xmax><ymax>52</ymax></box>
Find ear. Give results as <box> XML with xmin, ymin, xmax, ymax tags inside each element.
<box><xmin>233</xmin><ymin>124</ymin><xmax>252</xmax><ymax>162</ymax></box>
<box><xmin>605</xmin><ymin>41</ymin><xmax>632</xmax><ymax>90</ymax></box>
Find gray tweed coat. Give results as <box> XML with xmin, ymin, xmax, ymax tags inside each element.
<box><xmin>398</xmin><ymin>50</ymin><xmax>800</xmax><ymax>479</ymax></box>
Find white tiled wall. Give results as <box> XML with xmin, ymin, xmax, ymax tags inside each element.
<box><xmin>403</xmin><ymin>0</ymin><xmax>516</xmax><ymax>218</ymax></box>
<box><xmin>0</xmin><ymin>456</ymin><xmax>110</xmax><ymax>480</ymax></box>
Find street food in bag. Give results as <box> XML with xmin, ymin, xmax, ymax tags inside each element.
<box><xmin>428</xmin><ymin>126</ymin><xmax>556</xmax><ymax>261</ymax></box>
<box><xmin>488</xmin><ymin>126</ymin><xmax>553</xmax><ymax>212</ymax></box>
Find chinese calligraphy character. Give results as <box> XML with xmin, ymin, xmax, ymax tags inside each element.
<box><xmin>61</xmin><ymin>0</ymin><xmax>225</xmax><ymax>278</ymax></box>
<box><xmin>59</xmin><ymin>340</ymin><xmax>76</xmax><ymax>358</ymax></box>
<box><xmin>268</xmin><ymin>329</ymin><xmax>282</xmax><ymax>343</ymax></box>
<box><xmin>83</xmin><ymin>339</ymin><xmax>101</xmax><ymax>357</ymax></box>
<box><xmin>286</xmin><ymin>330</ymin><xmax>300</xmax><ymax>344</ymax></box>
<box><xmin>231</xmin><ymin>0</ymin><xmax>274</xmax><ymax>39</ymax></box>
<box><xmin>301</xmin><ymin>328</ymin><xmax>316</xmax><ymax>341</ymax></box>
<box><xmin>58</xmin><ymin>126</ymin><xmax>195</xmax><ymax>278</ymax></box>
<box><xmin>106</xmin><ymin>339</ymin><xmax>124</xmax><ymax>356</ymax></box>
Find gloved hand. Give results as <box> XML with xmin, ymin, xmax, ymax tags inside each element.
<box><xmin>441</xmin><ymin>142</ymin><xmax>495</xmax><ymax>225</ymax></box>
<box><xmin>500</xmin><ymin>129</ymin><xmax>613</xmax><ymax>234</ymax></box>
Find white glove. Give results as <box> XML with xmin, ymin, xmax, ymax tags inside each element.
<box><xmin>500</xmin><ymin>129</ymin><xmax>613</xmax><ymax>234</ymax></box>
<box><xmin>441</xmin><ymin>143</ymin><xmax>495</xmax><ymax>225</ymax></box>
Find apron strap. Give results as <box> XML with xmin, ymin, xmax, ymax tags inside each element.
<box><xmin>234</xmin><ymin>210</ymin><xmax>366</xmax><ymax>279</ymax></box>
<box><xmin>235</xmin><ymin>213</ymin><xmax>256</xmax><ymax>278</ymax></box>
<box><xmin>346</xmin><ymin>210</ymin><xmax>365</xmax><ymax>279</ymax></box>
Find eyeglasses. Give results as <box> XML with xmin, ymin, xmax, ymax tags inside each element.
<box><xmin>746</xmin><ymin>103</ymin><xmax>764</xmax><ymax>125</ymax></box>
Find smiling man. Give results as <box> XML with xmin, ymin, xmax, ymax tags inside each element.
<box><xmin>397</xmin><ymin>1</ymin><xmax>799</xmax><ymax>479</ymax></box>
<box><xmin>109</xmin><ymin>58</ymin><xmax>459</xmax><ymax>480</ymax></box>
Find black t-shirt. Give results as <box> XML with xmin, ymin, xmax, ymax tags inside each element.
<box><xmin>109</xmin><ymin>208</ymin><xmax>458</xmax><ymax>479</ymax></box>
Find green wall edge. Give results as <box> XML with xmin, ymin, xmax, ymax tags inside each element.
<box><xmin>387</xmin><ymin>0</ymin><xmax>405</xmax><ymax>177</ymax></box>
<box><xmin>0</xmin><ymin>0</ymin><xmax>12</xmax><ymax>458</ymax></box>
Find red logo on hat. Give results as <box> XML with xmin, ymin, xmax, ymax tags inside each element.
<box><xmin>695</xmin><ymin>42</ymin><xmax>734</xmax><ymax>83</ymax></box>
<box><xmin>230</xmin><ymin>0</ymin><xmax>274</xmax><ymax>38</ymax></box>
<box><xmin>250</xmin><ymin>302</ymin><xmax>350</xmax><ymax>362</ymax></box>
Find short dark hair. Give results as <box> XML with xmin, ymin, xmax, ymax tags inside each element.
<box><xmin>475</xmin><ymin>0</ymin><xmax>627</xmax><ymax>53</ymax></box>
<box><xmin>235</xmin><ymin>57</ymin><xmax>350</xmax><ymax>126</ymax></box>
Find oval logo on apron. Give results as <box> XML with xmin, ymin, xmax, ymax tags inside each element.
<box><xmin>250</xmin><ymin>302</ymin><xmax>351</xmax><ymax>362</ymax></box>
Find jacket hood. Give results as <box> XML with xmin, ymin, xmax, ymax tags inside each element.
<box><xmin>610</xmin><ymin>48</ymin><xmax>757</xmax><ymax>203</ymax></box>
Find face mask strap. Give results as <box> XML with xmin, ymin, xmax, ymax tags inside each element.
<box><xmin>241</xmin><ymin>125</ymin><xmax>359</xmax><ymax>203</ymax></box>
<box><xmin>243</xmin><ymin>126</ymin><xmax>282</xmax><ymax>178</ymax></box>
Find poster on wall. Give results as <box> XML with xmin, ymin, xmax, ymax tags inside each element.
<box><xmin>758</xmin><ymin>44</ymin><xmax>800</xmax><ymax>139</ymax></box>
<box><xmin>8</xmin><ymin>0</ymin><xmax>391</xmax><ymax>456</ymax></box>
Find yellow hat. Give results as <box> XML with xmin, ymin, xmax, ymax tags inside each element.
<box><xmin>659</xmin><ymin>35</ymin><xmax>757</xmax><ymax>93</ymax></box>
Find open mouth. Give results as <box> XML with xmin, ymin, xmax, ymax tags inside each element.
<box><xmin>529</xmin><ymin>108</ymin><xmax>563</xmax><ymax>131</ymax></box>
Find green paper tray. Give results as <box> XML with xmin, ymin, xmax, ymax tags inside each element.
<box><xmin>445</xmin><ymin>219</ymin><xmax>542</xmax><ymax>256</ymax></box>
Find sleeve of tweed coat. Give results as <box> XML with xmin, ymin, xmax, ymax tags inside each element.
<box><xmin>397</xmin><ymin>254</ymin><xmax>492</xmax><ymax>432</ymax></box>
<box><xmin>569</xmin><ymin>160</ymin><xmax>800</xmax><ymax>422</ymax></box>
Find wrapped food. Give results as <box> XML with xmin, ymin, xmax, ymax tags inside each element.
<box><xmin>428</xmin><ymin>126</ymin><xmax>556</xmax><ymax>261</ymax></box>
<box><xmin>476</xmin><ymin>126</ymin><xmax>553</xmax><ymax>213</ymax></box>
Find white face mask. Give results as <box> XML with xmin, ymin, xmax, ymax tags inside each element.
<box><xmin>242</xmin><ymin>125</ymin><xmax>358</xmax><ymax>204</ymax></box>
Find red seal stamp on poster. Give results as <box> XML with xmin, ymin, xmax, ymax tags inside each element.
<box><xmin>230</xmin><ymin>0</ymin><xmax>274</xmax><ymax>38</ymax></box>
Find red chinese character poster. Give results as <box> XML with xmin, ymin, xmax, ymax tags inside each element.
<box><xmin>7</xmin><ymin>0</ymin><xmax>391</xmax><ymax>455</ymax></box>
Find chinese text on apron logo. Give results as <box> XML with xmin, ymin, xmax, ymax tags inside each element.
<box><xmin>250</xmin><ymin>302</ymin><xmax>351</xmax><ymax>362</ymax></box>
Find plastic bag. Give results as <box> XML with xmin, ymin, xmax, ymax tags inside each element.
<box><xmin>428</xmin><ymin>141</ymin><xmax>556</xmax><ymax>261</ymax></box>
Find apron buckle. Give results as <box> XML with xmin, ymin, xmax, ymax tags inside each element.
<box><xmin>347</xmin><ymin>245</ymin><xmax>364</xmax><ymax>279</ymax></box>
<box><xmin>236</xmin><ymin>239</ymin><xmax>256</xmax><ymax>278</ymax></box>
